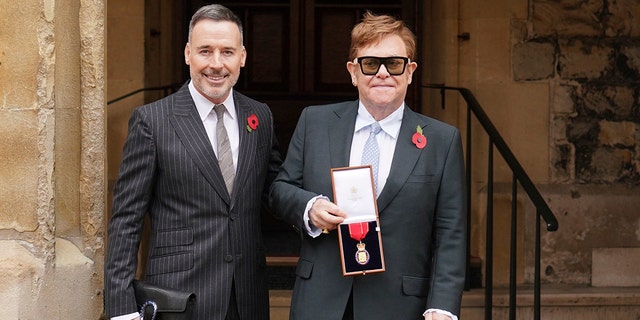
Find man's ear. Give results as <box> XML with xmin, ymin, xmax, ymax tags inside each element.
<box><xmin>240</xmin><ymin>46</ymin><xmax>247</xmax><ymax>67</ymax></box>
<box><xmin>184</xmin><ymin>43</ymin><xmax>191</xmax><ymax>65</ymax></box>
<box><xmin>346</xmin><ymin>61</ymin><xmax>359</xmax><ymax>85</ymax></box>
<box><xmin>406</xmin><ymin>61</ymin><xmax>418</xmax><ymax>84</ymax></box>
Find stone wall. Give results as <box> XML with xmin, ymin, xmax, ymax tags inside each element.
<box><xmin>513</xmin><ymin>0</ymin><xmax>640</xmax><ymax>184</ymax></box>
<box><xmin>525</xmin><ymin>184</ymin><xmax>640</xmax><ymax>285</ymax></box>
<box><xmin>436</xmin><ymin>0</ymin><xmax>640</xmax><ymax>287</ymax></box>
<box><xmin>511</xmin><ymin>0</ymin><xmax>640</xmax><ymax>285</ymax></box>
<box><xmin>0</xmin><ymin>0</ymin><xmax>105</xmax><ymax>318</ymax></box>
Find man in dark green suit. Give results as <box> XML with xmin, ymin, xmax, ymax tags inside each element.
<box><xmin>269</xmin><ymin>12</ymin><xmax>466</xmax><ymax>320</ymax></box>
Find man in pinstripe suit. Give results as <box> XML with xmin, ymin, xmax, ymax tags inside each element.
<box><xmin>105</xmin><ymin>4</ymin><xmax>282</xmax><ymax>320</ymax></box>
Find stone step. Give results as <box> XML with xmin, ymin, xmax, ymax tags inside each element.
<box><xmin>460</xmin><ymin>285</ymin><xmax>640</xmax><ymax>319</ymax></box>
<box><xmin>269</xmin><ymin>285</ymin><xmax>640</xmax><ymax>320</ymax></box>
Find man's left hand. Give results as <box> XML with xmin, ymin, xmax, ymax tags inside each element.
<box><xmin>424</xmin><ymin>312</ymin><xmax>452</xmax><ymax>320</ymax></box>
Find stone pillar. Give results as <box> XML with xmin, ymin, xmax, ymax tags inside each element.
<box><xmin>0</xmin><ymin>0</ymin><xmax>105</xmax><ymax>318</ymax></box>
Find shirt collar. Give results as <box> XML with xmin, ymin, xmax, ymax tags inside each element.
<box><xmin>354</xmin><ymin>101</ymin><xmax>404</xmax><ymax>139</ymax></box>
<box><xmin>188</xmin><ymin>80</ymin><xmax>237</xmax><ymax>122</ymax></box>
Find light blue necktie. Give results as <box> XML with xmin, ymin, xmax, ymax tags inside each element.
<box><xmin>360</xmin><ymin>122</ymin><xmax>382</xmax><ymax>195</ymax></box>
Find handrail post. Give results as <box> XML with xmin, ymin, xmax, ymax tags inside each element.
<box><xmin>485</xmin><ymin>140</ymin><xmax>494</xmax><ymax>320</ymax></box>
<box><xmin>535</xmin><ymin>210</ymin><xmax>542</xmax><ymax>320</ymax></box>
<box><xmin>509</xmin><ymin>175</ymin><xmax>517</xmax><ymax>320</ymax></box>
<box><xmin>465</xmin><ymin>104</ymin><xmax>472</xmax><ymax>291</ymax></box>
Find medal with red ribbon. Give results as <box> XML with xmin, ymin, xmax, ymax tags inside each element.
<box><xmin>349</xmin><ymin>222</ymin><xmax>370</xmax><ymax>265</ymax></box>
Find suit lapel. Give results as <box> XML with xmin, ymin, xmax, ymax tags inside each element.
<box><xmin>329</xmin><ymin>101</ymin><xmax>358</xmax><ymax>168</ymax></box>
<box><xmin>376</xmin><ymin>108</ymin><xmax>426</xmax><ymax>213</ymax></box>
<box><xmin>326</xmin><ymin>102</ymin><xmax>426</xmax><ymax>213</ymax></box>
<box><xmin>231</xmin><ymin>92</ymin><xmax>258</xmax><ymax>206</ymax></box>
<box><xmin>169</xmin><ymin>84</ymin><xmax>232</xmax><ymax>204</ymax></box>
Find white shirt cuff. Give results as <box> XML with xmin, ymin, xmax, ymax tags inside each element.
<box><xmin>111</xmin><ymin>312</ymin><xmax>139</xmax><ymax>320</ymax></box>
<box><xmin>424</xmin><ymin>308</ymin><xmax>458</xmax><ymax>320</ymax></box>
<box><xmin>303</xmin><ymin>195</ymin><xmax>329</xmax><ymax>238</ymax></box>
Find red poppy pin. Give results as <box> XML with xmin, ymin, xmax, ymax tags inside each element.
<box><xmin>412</xmin><ymin>125</ymin><xmax>427</xmax><ymax>149</ymax></box>
<box><xmin>247</xmin><ymin>114</ymin><xmax>259</xmax><ymax>132</ymax></box>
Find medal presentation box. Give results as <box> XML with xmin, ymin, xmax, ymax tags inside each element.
<box><xmin>331</xmin><ymin>165</ymin><xmax>385</xmax><ymax>276</ymax></box>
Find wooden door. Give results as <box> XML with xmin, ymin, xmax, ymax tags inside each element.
<box><xmin>146</xmin><ymin>0</ymin><xmax>421</xmax><ymax>282</ymax></box>
<box><xmin>184</xmin><ymin>0</ymin><xmax>420</xmax><ymax>151</ymax></box>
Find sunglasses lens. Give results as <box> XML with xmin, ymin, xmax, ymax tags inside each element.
<box><xmin>385</xmin><ymin>58</ymin><xmax>406</xmax><ymax>75</ymax></box>
<box><xmin>360</xmin><ymin>58</ymin><xmax>381</xmax><ymax>75</ymax></box>
<box><xmin>358</xmin><ymin>57</ymin><xmax>407</xmax><ymax>75</ymax></box>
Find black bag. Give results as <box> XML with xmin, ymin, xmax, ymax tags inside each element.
<box><xmin>133</xmin><ymin>280</ymin><xmax>196</xmax><ymax>320</ymax></box>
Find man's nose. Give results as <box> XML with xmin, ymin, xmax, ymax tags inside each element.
<box><xmin>209</xmin><ymin>53</ymin><xmax>223</xmax><ymax>68</ymax></box>
<box><xmin>376</xmin><ymin>63</ymin><xmax>390</xmax><ymax>77</ymax></box>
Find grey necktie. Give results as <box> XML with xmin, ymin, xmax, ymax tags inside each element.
<box><xmin>214</xmin><ymin>104</ymin><xmax>234</xmax><ymax>193</ymax></box>
<box><xmin>361</xmin><ymin>122</ymin><xmax>382</xmax><ymax>195</ymax></box>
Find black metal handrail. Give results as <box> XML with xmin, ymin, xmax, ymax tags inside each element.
<box><xmin>107</xmin><ymin>83</ymin><xmax>182</xmax><ymax>105</ymax></box>
<box><xmin>424</xmin><ymin>84</ymin><xmax>558</xmax><ymax>320</ymax></box>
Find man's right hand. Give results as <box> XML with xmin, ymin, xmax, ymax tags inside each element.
<box><xmin>308</xmin><ymin>198</ymin><xmax>347</xmax><ymax>232</ymax></box>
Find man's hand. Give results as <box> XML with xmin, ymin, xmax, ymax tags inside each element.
<box><xmin>309</xmin><ymin>198</ymin><xmax>347</xmax><ymax>232</ymax></box>
<box><xmin>424</xmin><ymin>312</ymin><xmax>452</xmax><ymax>320</ymax></box>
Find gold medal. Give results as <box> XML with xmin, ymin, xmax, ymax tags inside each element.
<box><xmin>355</xmin><ymin>242</ymin><xmax>370</xmax><ymax>265</ymax></box>
<box><xmin>349</xmin><ymin>222</ymin><xmax>371</xmax><ymax>265</ymax></box>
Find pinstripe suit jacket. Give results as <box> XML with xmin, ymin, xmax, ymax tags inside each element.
<box><xmin>269</xmin><ymin>101</ymin><xmax>467</xmax><ymax>319</ymax></box>
<box><xmin>105</xmin><ymin>83</ymin><xmax>282</xmax><ymax>319</ymax></box>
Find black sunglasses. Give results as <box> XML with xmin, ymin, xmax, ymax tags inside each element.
<box><xmin>355</xmin><ymin>56</ymin><xmax>410</xmax><ymax>75</ymax></box>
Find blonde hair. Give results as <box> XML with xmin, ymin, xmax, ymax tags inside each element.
<box><xmin>349</xmin><ymin>11</ymin><xmax>416</xmax><ymax>60</ymax></box>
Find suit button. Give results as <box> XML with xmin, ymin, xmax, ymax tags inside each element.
<box><xmin>230</xmin><ymin>213</ymin><xmax>238</xmax><ymax>221</ymax></box>
<box><xmin>225</xmin><ymin>254</ymin><xmax>233</xmax><ymax>262</ymax></box>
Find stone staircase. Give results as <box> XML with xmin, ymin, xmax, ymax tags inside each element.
<box><xmin>267</xmin><ymin>247</ymin><xmax>640</xmax><ymax>319</ymax></box>
<box><xmin>269</xmin><ymin>285</ymin><xmax>640</xmax><ymax>319</ymax></box>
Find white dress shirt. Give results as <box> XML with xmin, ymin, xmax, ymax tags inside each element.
<box><xmin>190</xmin><ymin>81</ymin><xmax>239</xmax><ymax>169</ymax></box>
<box><xmin>303</xmin><ymin>102</ymin><xmax>403</xmax><ymax>237</ymax></box>
<box><xmin>348</xmin><ymin>102</ymin><xmax>403</xmax><ymax>192</ymax></box>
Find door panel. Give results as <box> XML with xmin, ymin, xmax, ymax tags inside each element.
<box><xmin>150</xmin><ymin>1</ymin><xmax>420</xmax><ymax>283</ymax></box>
<box><xmin>246</xmin><ymin>9</ymin><xmax>290</xmax><ymax>91</ymax></box>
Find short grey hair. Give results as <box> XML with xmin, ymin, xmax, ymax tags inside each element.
<box><xmin>188</xmin><ymin>4</ymin><xmax>244</xmax><ymax>44</ymax></box>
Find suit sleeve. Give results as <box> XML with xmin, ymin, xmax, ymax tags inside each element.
<box><xmin>260</xmin><ymin>104</ymin><xmax>284</xmax><ymax>212</ymax></box>
<box><xmin>427</xmin><ymin>128</ymin><xmax>467</xmax><ymax>315</ymax></box>
<box><xmin>269</xmin><ymin>108</ymin><xmax>320</xmax><ymax>235</ymax></box>
<box><xmin>104</xmin><ymin>107</ymin><xmax>157</xmax><ymax>317</ymax></box>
